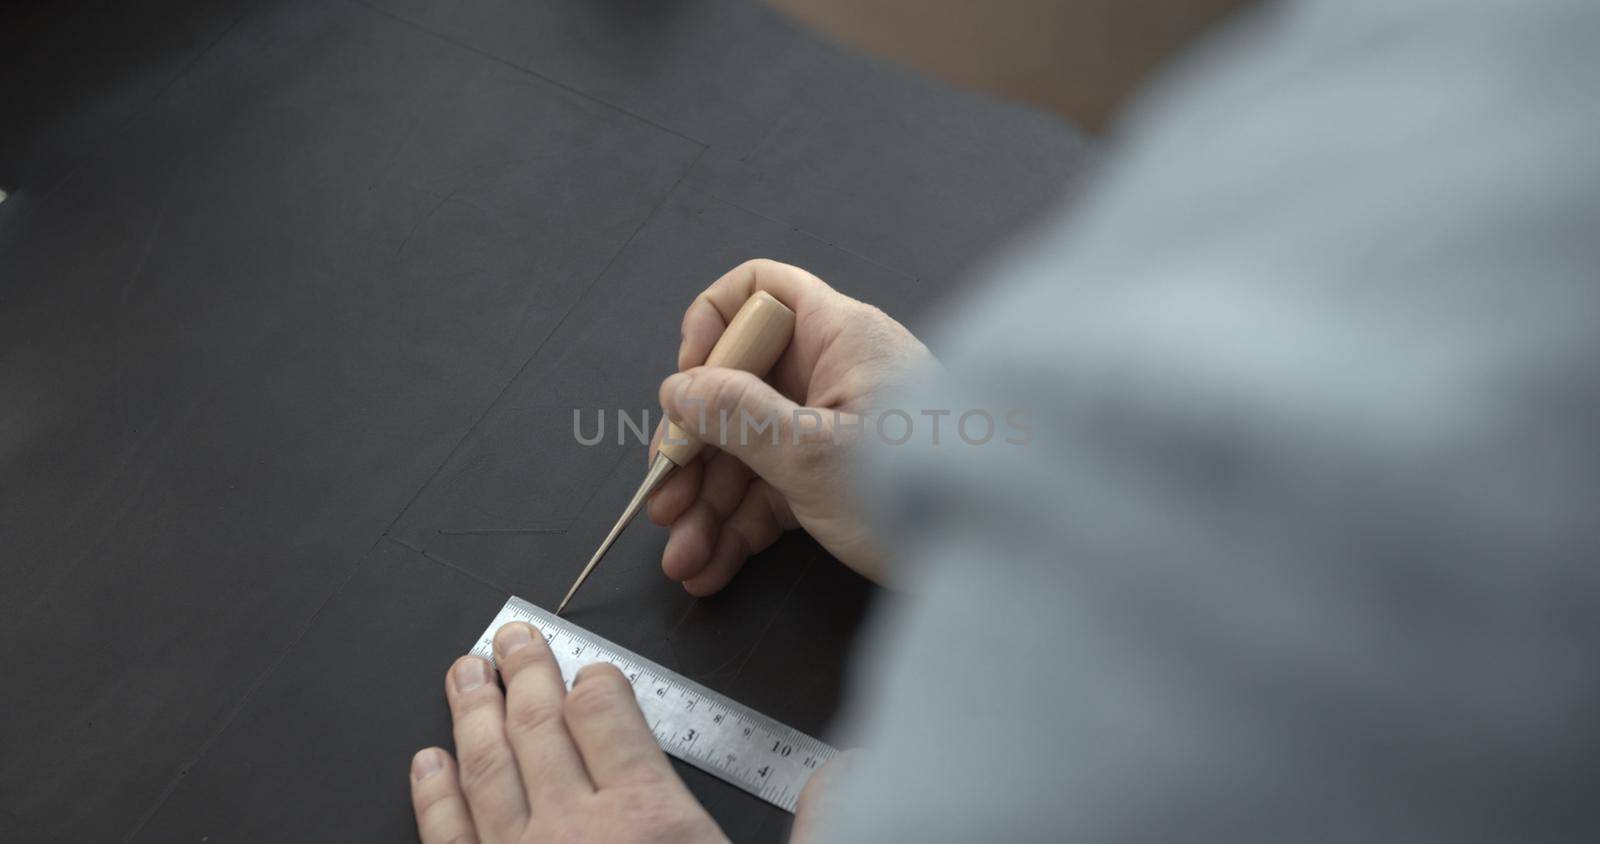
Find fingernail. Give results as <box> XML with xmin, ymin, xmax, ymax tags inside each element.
<box><xmin>454</xmin><ymin>657</ymin><xmax>491</xmax><ymax>692</ymax></box>
<box><xmin>495</xmin><ymin>622</ymin><xmax>534</xmax><ymax>657</ymax></box>
<box><xmin>412</xmin><ymin>748</ymin><xmax>444</xmax><ymax>781</ymax></box>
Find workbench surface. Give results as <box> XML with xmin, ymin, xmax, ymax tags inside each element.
<box><xmin>0</xmin><ymin>2</ymin><xmax>1084</xmax><ymax>839</ymax></box>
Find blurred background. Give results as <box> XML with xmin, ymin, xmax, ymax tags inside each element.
<box><xmin>0</xmin><ymin>0</ymin><xmax>1086</xmax><ymax>841</ymax></box>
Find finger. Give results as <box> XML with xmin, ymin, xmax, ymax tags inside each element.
<box><xmin>647</xmin><ymin>449</ymin><xmax>703</xmax><ymax>526</ymax></box>
<box><xmin>660</xmin><ymin>449</ymin><xmax>751</xmax><ymax>582</ymax></box>
<box><xmin>654</xmin><ymin>442</ymin><xmax>745</xmax><ymax>531</ymax></box>
<box><xmin>663</xmin><ymin>452</ymin><xmax>752</xmax><ymax>583</ymax></box>
<box><xmin>411</xmin><ymin>748</ymin><xmax>479</xmax><ymax>844</ymax></box>
<box><xmin>445</xmin><ymin>656</ymin><xmax>528</xmax><ymax>839</ymax></box>
<box><xmin>698</xmin><ymin>450</ymin><xmax>753</xmax><ymax>519</ymax></box>
<box><xmin>662</xmin><ymin>500</ymin><xmax>722</xmax><ymax>582</ymax></box>
<box><xmin>678</xmin><ymin>295</ymin><xmax>734</xmax><ymax>372</ymax></box>
<box><xmin>492</xmin><ymin>623</ymin><xmax>592</xmax><ymax>812</ymax></box>
<box><xmin>678</xmin><ymin>259</ymin><xmax>835</xmax><ymax>371</ymax></box>
<box><xmin>563</xmin><ymin>663</ymin><xmax>677</xmax><ymax>789</ymax></box>
<box><xmin>683</xmin><ymin>481</ymin><xmax>787</xmax><ymax>596</ymax></box>
<box><xmin>723</xmin><ymin>478</ymin><xmax>789</xmax><ymax>557</ymax></box>
<box><xmin>683</xmin><ymin>530</ymin><xmax>750</xmax><ymax>598</ymax></box>
<box><xmin>659</xmin><ymin>367</ymin><xmax>803</xmax><ymax>480</ymax></box>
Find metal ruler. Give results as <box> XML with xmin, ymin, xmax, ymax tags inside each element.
<box><xmin>470</xmin><ymin>596</ymin><xmax>835</xmax><ymax>813</ymax></box>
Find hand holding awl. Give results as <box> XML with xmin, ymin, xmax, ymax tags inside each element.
<box><xmin>557</xmin><ymin>290</ymin><xmax>797</xmax><ymax>614</ymax></box>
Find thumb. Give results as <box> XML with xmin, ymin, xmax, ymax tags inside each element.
<box><xmin>659</xmin><ymin>366</ymin><xmax>810</xmax><ymax>478</ymax></box>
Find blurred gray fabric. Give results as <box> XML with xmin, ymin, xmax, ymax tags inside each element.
<box><xmin>828</xmin><ymin>0</ymin><xmax>1600</xmax><ymax>840</ymax></box>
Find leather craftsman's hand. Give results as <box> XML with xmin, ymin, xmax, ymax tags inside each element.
<box><xmin>410</xmin><ymin>622</ymin><xmax>725</xmax><ymax>844</ymax></box>
<box><xmin>649</xmin><ymin>259</ymin><xmax>933</xmax><ymax>592</ymax></box>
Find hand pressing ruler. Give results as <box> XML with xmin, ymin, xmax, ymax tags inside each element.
<box><xmin>470</xmin><ymin>596</ymin><xmax>835</xmax><ymax>813</ymax></box>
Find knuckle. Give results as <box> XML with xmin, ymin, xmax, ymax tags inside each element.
<box><xmin>683</xmin><ymin>293</ymin><xmax>712</xmax><ymax>332</ymax></box>
<box><xmin>704</xmin><ymin>374</ymin><xmax>750</xmax><ymax>416</ymax></box>
<box><xmin>580</xmin><ymin>661</ymin><xmax>629</xmax><ymax>686</ymax></box>
<box><xmin>456</xmin><ymin>742</ymin><xmax>512</xmax><ymax>791</ymax></box>
<box><xmin>412</xmin><ymin>779</ymin><xmax>458</xmax><ymax>817</ymax></box>
<box><xmin>500</xmin><ymin>641</ymin><xmax>554</xmax><ymax>676</ymax></box>
<box><xmin>447</xmin><ymin>683</ymin><xmax>497</xmax><ymax>718</ymax></box>
<box><xmin>504</xmin><ymin>693</ymin><xmax>564</xmax><ymax>737</ymax></box>
<box><xmin>564</xmin><ymin>672</ymin><xmax>631</xmax><ymax>720</ymax></box>
<box><xmin>626</xmin><ymin>758</ymin><xmax>674</xmax><ymax>788</ymax></box>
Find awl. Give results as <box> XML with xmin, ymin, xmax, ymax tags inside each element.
<box><xmin>556</xmin><ymin>290</ymin><xmax>797</xmax><ymax>614</ymax></box>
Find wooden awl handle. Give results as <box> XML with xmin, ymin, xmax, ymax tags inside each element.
<box><xmin>658</xmin><ymin>290</ymin><xmax>795</xmax><ymax>466</ymax></box>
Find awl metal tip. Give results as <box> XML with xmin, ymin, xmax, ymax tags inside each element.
<box><xmin>555</xmin><ymin>453</ymin><xmax>677</xmax><ymax>615</ymax></box>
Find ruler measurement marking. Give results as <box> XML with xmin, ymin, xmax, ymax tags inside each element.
<box><xmin>471</xmin><ymin>597</ymin><xmax>834</xmax><ymax>813</ymax></box>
